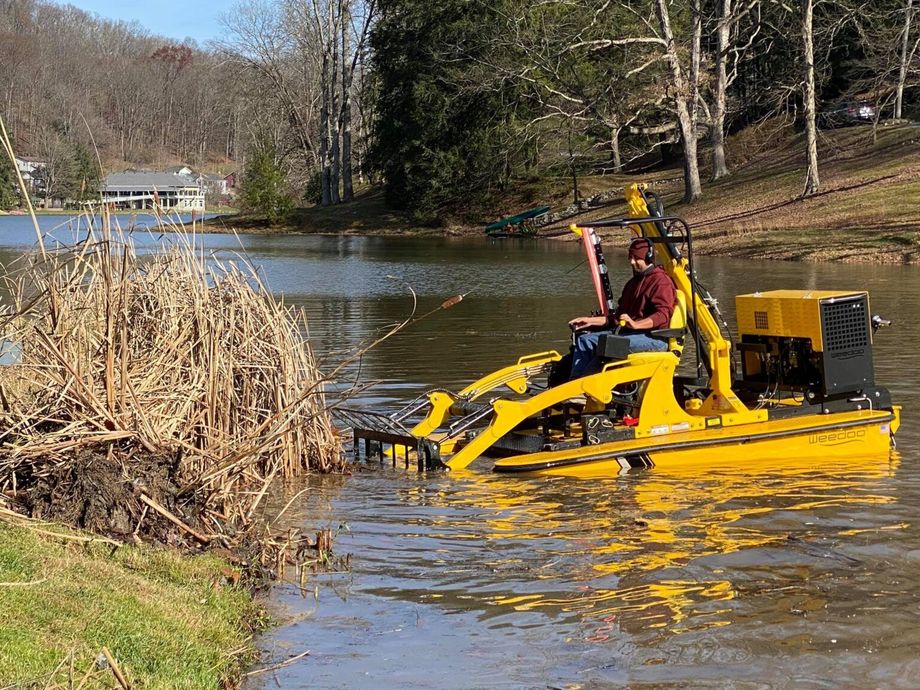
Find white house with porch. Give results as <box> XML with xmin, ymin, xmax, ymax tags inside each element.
<box><xmin>14</xmin><ymin>156</ymin><xmax>46</xmax><ymax>193</ymax></box>
<box><xmin>101</xmin><ymin>171</ymin><xmax>205</xmax><ymax>210</ymax></box>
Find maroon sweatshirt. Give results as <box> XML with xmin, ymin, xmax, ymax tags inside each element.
<box><xmin>609</xmin><ymin>265</ymin><xmax>676</xmax><ymax>331</ymax></box>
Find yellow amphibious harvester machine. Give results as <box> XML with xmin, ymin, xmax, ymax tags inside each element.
<box><xmin>339</xmin><ymin>184</ymin><xmax>900</xmax><ymax>476</ymax></box>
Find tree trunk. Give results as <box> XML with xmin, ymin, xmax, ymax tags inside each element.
<box><xmin>567</xmin><ymin>129</ymin><xmax>579</xmax><ymax>203</ymax></box>
<box><xmin>896</xmin><ymin>0</ymin><xmax>914</xmax><ymax>120</ymax></box>
<box><xmin>571</xmin><ymin>162</ymin><xmax>580</xmax><ymax>204</ymax></box>
<box><xmin>226</xmin><ymin>106</ymin><xmax>236</xmax><ymax>160</ymax></box>
<box><xmin>319</xmin><ymin>50</ymin><xmax>332</xmax><ymax>207</ymax></box>
<box><xmin>163</xmin><ymin>93</ymin><xmax>173</xmax><ymax>151</ymax></box>
<box><xmin>341</xmin><ymin>95</ymin><xmax>353</xmax><ymax>201</ymax></box>
<box><xmin>5</xmin><ymin>84</ymin><xmax>13</xmax><ymax>139</ymax></box>
<box><xmin>329</xmin><ymin>80</ymin><xmax>341</xmax><ymax>204</ymax></box>
<box><xmin>611</xmin><ymin>126</ymin><xmax>622</xmax><ymax>173</ymax></box>
<box><xmin>356</xmin><ymin>59</ymin><xmax>368</xmax><ymax>185</ymax></box>
<box><xmin>329</xmin><ymin>8</ymin><xmax>341</xmax><ymax>205</ymax></box>
<box><xmin>341</xmin><ymin>2</ymin><xmax>353</xmax><ymax>202</ymax></box>
<box><xmin>655</xmin><ymin>0</ymin><xmax>702</xmax><ymax>203</ymax></box>
<box><xmin>801</xmin><ymin>0</ymin><xmax>820</xmax><ymax>196</ymax></box>
<box><xmin>711</xmin><ymin>0</ymin><xmax>732</xmax><ymax>180</ymax></box>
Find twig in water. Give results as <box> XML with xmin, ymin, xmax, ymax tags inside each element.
<box><xmin>244</xmin><ymin>649</ymin><xmax>311</xmax><ymax>677</ymax></box>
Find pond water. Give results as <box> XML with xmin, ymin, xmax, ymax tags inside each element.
<box><xmin>249</xmin><ymin>235</ymin><xmax>918</xmax><ymax>689</ymax></box>
<box><xmin>0</xmin><ymin>211</ymin><xmax>218</xmax><ymax>248</ymax></box>
<box><xmin>0</xmin><ymin>220</ymin><xmax>916</xmax><ymax>688</ymax></box>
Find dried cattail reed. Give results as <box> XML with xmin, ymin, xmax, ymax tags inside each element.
<box><xmin>0</xmin><ymin>214</ymin><xmax>341</xmax><ymax>544</ymax></box>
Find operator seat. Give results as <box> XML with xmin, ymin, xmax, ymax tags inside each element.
<box><xmin>651</xmin><ymin>289</ymin><xmax>688</xmax><ymax>358</ymax></box>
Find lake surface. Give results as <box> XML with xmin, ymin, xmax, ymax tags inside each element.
<box><xmin>0</xmin><ymin>211</ymin><xmax>218</xmax><ymax>248</ymax></box>
<box><xmin>0</xmin><ymin>219</ymin><xmax>916</xmax><ymax>688</ymax></box>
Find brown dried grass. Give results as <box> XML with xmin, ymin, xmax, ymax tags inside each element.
<box><xmin>0</xmin><ymin>214</ymin><xmax>341</xmax><ymax>547</ymax></box>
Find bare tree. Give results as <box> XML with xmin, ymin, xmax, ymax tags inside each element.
<box><xmin>827</xmin><ymin>0</ymin><xmax>918</xmax><ymax>134</ymax></box>
<box><xmin>219</xmin><ymin>1</ymin><xmax>320</xmax><ymax>167</ymax></box>
<box><xmin>150</xmin><ymin>44</ymin><xmax>194</xmax><ymax>155</ymax></box>
<box><xmin>710</xmin><ymin>0</ymin><xmax>763</xmax><ymax>180</ymax></box>
<box><xmin>341</xmin><ymin>0</ymin><xmax>375</xmax><ymax>201</ymax></box>
<box><xmin>479</xmin><ymin>1</ymin><xmax>671</xmax><ymax>180</ymax></box>
<box><xmin>0</xmin><ymin>0</ymin><xmax>240</xmax><ymax>176</ymax></box>
<box><xmin>103</xmin><ymin>52</ymin><xmax>155</xmax><ymax>161</ymax></box>
<box><xmin>654</xmin><ymin>0</ymin><xmax>702</xmax><ymax>202</ymax></box>
<box><xmin>287</xmin><ymin>0</ymin><xmax>375</xmax><ymax>205</ymax></box>
<box><xmin>321</xmin><ymin>0</ymin><xmax>340</xmax><ymax>204</ymax></box>
<box><xmin>33</xmin><ymin>125</ymin><xmax>74</xmax><ymax>207</ymax></box>
<box><xmin>0</xmin><ymin>31</ymin><xmax>34</xmax><ymax>142</ymax></box>
<box><xmin>895</xmin><ymin>0</ymin><xmax>917</xmax><ymax>119</ymax></box>
<box><xmin>801</xmin><ymin>0</ymin><xmax>820</xmax><ymax>196</ymax></box>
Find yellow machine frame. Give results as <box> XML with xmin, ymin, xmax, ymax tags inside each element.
<box><xmin>348</xmin><ymin>184</ymin><xmax>899</xmax><ymax>475</ymax></box>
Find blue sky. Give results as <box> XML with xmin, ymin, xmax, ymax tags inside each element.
<box><xmin>60</xmin><ymin>0</ymin><xmax>227</xmax><ymax>45</ymax></box>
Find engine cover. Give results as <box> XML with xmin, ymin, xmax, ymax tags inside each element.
<box><xmin>735</xmin><ymin>290</ymin><xmax>874</xmax><ymax>401</ymax></box>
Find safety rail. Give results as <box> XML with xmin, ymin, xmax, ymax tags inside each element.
<box><xmin>333</xmin><ymin>406</ymin><xmax>415</xmax><ymax>437</ymax></box>
<box><xmin>389</xmin><ymin>388</ymin><xmax>462</xmax><ymax>424</ymax></box>
<box><xmin>445</xmin><ymin>401</ymin><xmax>494</xmax><ymax>439</ymax></box>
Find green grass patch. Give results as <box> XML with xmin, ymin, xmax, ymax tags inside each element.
<box><xmin>0</xmin><ymin>521</ymin><xmax>258</xmax><ymax>689</ymax></box>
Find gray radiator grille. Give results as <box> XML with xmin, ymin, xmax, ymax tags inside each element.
<box><xmin>822</xmin><ymin>298</ymin><xmax>868</xmax><ymax>352</ymax></box>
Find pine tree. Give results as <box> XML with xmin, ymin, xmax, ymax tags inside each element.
<box><xmin>0</xmin><ymin>154</ymin><xmax>17</xmax><ymax>211</ymax></box>
<box><xmin>369</xmin><ymin>0</ymin><xmax>525</xmax><ymax>220</ymax></box>
<box><xmin>239</xmin><ymin>148</ymin><xmax>293</xmax><ymax>224</ymax></box>
<box><xmin>69</xmin><ymin>144</ymin><xmax>101</xmax><ymax>205</ymax></box>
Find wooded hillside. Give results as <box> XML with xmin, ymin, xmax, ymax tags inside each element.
<box><xmin>369</xmin><ymin>0</ymin><xmax>919</xmax><ymax>219</ymax></box>
<box><xmin>1</xmin><ymin>0</ymin><xmax>917</xmax><ymax>218</ymax></box>
<box><xmin>1</xmin><ymin>1</ymin><xmax>240</xmax><ymax>177</ymax></box>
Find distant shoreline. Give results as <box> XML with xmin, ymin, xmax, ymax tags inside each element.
<box><xmin>0</xmin><ymin>208</ymin><xmax>237</xmax><ymax>217</ymax></box>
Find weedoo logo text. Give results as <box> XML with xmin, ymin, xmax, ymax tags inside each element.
<box><xmin>808</xmin><ymin>429</ymin><xmax>866</xmax><ymax>446</ymax></box>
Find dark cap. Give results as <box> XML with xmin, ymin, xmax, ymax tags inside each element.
<box><xmin>628</xmin><ymin>237</ymin><xmax>653</xmax><ymax>262</ymax></box>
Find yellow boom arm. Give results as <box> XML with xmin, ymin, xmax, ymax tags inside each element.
<box><xmin>621</xmin><ymin>184</ymin><xmax>748</xmax><ymax>415</ymax></box>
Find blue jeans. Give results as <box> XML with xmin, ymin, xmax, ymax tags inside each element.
<box><xmin>569</xmin><ymin>330</ymin><xmax>667</xmax><ymax>379</ymax></box>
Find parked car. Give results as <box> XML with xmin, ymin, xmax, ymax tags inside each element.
<box><xmin>817</xmin><ymin>100</ymin><xmax>877</xmax><ymax>128</ymax></box>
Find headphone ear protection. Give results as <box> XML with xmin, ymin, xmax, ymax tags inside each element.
<box><xmin>630</xmin><ymin>237</ymin><xmax>654</xmax><ymax>263</ymax></box>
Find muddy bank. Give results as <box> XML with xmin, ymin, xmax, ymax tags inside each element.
<box><xmin>25</xmin><ymin>449</ymin><xmax>180</xmax><ymax>541</ymax></box>
<box><xmin>204</xmin><ymin>207</ymin><xmax>919</xmax><ymax>264</ymax></box>
<box><xmin>205</xmin><ymin>121</ymin><xmax>920</xmax><ymax>263</ymax></box>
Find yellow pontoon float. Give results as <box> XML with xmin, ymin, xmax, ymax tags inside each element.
<box><xmin>338</xmin><ymin>184</ymin><xmax>900</xmax><ymax>476</ymax></box>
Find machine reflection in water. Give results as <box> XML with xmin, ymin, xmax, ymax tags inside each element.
<box><xmin>342</xmin><ymin>449</ymin><xmax>898</xmax><ymax>648</ymax></box>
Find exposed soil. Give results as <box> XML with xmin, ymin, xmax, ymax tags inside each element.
<box><xmin>20</xmin><ymin>448</ymin><xmax>202</xmax><ymax>547</ymax></box>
